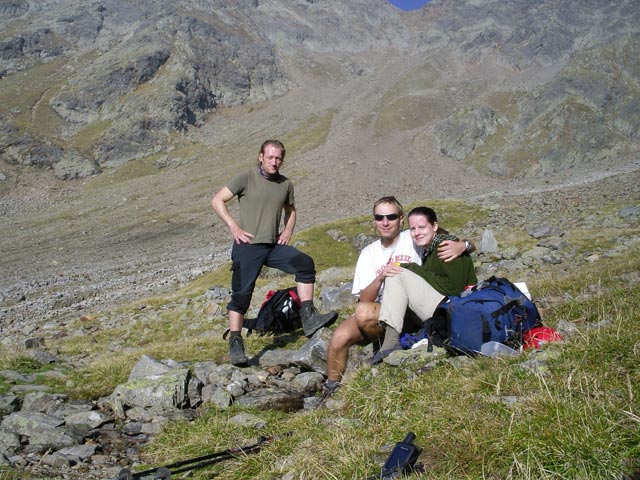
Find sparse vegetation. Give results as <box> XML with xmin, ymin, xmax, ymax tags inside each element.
<box><xmin>2</xmin><ymin>2</ymin><xmax>640</xmax><ymax>479</ymax></box>
<box><xmin>127</xmin><ymin>252</ymin><xmax>638</xmax><ymax>479</ymax></box>
<box><xmin>2</xmin><ymin>194</ymin><xmax>638</xmax><ymax>479</ymax></box>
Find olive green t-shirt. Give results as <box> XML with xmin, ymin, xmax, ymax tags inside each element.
<box><xmin>226</xmin><ymin>168</ymin><xmax>295</xmax><ymax>244</ymax></box>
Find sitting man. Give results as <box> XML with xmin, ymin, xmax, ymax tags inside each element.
<box><xmin>322</xmin><ymin>196</ymin><xmax>474</xmax><ymax>399</ymax></box>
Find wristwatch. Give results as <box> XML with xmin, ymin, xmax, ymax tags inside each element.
<box><xmin>464</xmin><ymin>240</ymin><xmax>471</xmax><ymax>252</ymax></box>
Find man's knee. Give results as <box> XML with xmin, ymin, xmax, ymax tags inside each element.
<box><xmin>329</xmin><ymin>315</ymin><xmax>362</xmax><ymax>350</ymax></box>
<box><xmin>290</xmin><ymin>250</ymin><xmax>316</xmax><ymax>284</ymax></box>
<box><xmin>227</xmin><ymin>292</ymin><xmax>253</xmax><ymax>315</ymax></box>
<box><xmin>355</xmin><ymin>302</ymin><xmax>383</xmax><ymax>339</ymax></box>
<box><xmin>355</xmin><ymin>302</ymin><xmax>380</xmax><ymax>324</ymax></box>
<box><xmin>330</xmin><ymin>320</ymin><xmax>353</xmax><ymax>350</ymax></box>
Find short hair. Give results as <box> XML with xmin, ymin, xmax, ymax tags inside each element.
<box><xmin>373</xmin><ymin>196</ymin><xmax>403</xmax><ymax>217</ymax></box>
<box><xmin>259</xmin><ymin>139</ymin><xmax>286</xmax><ymax>160</ymax></box>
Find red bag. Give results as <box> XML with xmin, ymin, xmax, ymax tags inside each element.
<box><xmin>523</xmin><ymin>326</ymin><xmax>562</xmax><ymax>350</ymax></box>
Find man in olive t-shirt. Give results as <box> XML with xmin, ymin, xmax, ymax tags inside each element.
<box><xmin>211</xmin><ymin>140</ymin><xmax>337</xmax><ymax>365</ymax></box>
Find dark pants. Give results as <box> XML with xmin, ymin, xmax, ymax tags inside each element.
<box><xmin>227</xmin><ymin>242</ymin><xmax>316</xmax><ymax>314</ymax></box>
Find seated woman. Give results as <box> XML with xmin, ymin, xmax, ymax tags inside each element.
<box><xmin>372</xmin><ymin>206</ymin><xmax>478</xmax><ymax>361</ymax></box>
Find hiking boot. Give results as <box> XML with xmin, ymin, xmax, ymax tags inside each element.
<box><xmin>228</xmin><ymin>335</ymin><xmax>248</xmax><ymax>366</ymax></box>
<box><xmin>317</xmin><ymin>380</ymin><xmax>341</xmax><ymax>409</ymax></box>
<box><xmin>300</xmin><ymin>303</ymin><xmax>338</xmax><ymax>337</ymax></box>
<box><xmin>369</xmin><ymin>345</ymin><xmax>403</xmax><ymax>366</ymax></box>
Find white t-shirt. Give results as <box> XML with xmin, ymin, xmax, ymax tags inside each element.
<box><xmin>351</xmin><ymin>230</ymin><xmax>423</xmax><ymax>300</ymax></box>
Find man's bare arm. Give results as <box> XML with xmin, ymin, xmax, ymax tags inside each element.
<box><xmin>278</xmin><ymin>203</ymin><xmax>296</xmax><ymax>245</ymax></box>
<box><xmin>357</xmin><ymin>262</ymin><xmax>404</xmax><ymax>303</ymax></box>
<box><xmin>211</xmin><ymin>186</ymin><xmax>254</xmax><ymax>244</ymax></box>
<box><xmin>437</xmin><ymin>239</ymin><xmax>476</xmax><ymax>262</ymax></box>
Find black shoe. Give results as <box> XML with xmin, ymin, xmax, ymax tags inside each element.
<box><xmin>317</xmin><ymin>380</ymin><xmax>341</xmax><ymax>408</ymax></box>
<box><xmin>229</xmin><ymin>335</ymin><xmax>248</xmax><ymax>366</ymax></box>
<box><xmin>300</xmin><ymin>304</ymin><xmax>338</xmax><ymax>337</ymax></box>
<box><xmin>370</xmin><ymin>345</ymin><xmax>402</xmax><ymax>366</ymax></box>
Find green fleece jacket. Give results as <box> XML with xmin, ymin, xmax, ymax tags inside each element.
<box><xmin>402</xmin><ymin>234</ymin><xmax>477</xmax><ymax>296</ymax></box>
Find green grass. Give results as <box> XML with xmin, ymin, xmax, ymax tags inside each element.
<box><xmin>1</xmin><ymin>200</ymin><xmax>639</xmax><ymax>479</ymax></box>
<box><xmin>283</xmin><ymin>110</ymin><xmax>335</xmax><ymax>160</ymax></box>
<box><xmin>133</xmin><ymin>238</ymin><xmax>640</xmax><ymax>479</ymax></box>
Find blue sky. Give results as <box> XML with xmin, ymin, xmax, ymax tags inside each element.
<box><xmin>386</xmin><ymin>0</ymin><xmax>431</xmax><ymax>11</ymax></box>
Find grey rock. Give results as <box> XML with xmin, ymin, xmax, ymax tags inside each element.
<box><xmin>527</xmin><ymin>225</ymin><xmax>564</xmax><ymax>239</ymax></box>
<box><xmin>537</xmin><ymin>236</ymin><xmax>569</xmax><ymax>250</ymax></box>
<box><xmin>187</xmin><ymin>376</ymin><xmax>203</xmax><ymax>408</ymax></box>
<box><xmin>41</xmin><ymin>453</ymin><xmax>71</xmax><ymax>469</ymax></box>
<box><xmin>618</xmin><ymin>206</ymin><xmax>640</xmax><ymax>219</ymax></box>
<box><xmin>191</xmin><ymin>361</ymin><xmax>220</xmax><ymax>383</ymax></box>
<box><xmin>228</xmin><ymin>413</ymin><xmax>267</xmax><ymax>429</ymax></box>
<box><xmin>28</xmin><ymin>349</ymin><xmax>57</xmax><ymax>364</ymax></box>
<box><xmin>21</xmin><ymin>392</ymin><xmax>64</xmax><ymax>413</ymax></box>
<box><xmin>46</xmin><ymin>400</ymin><xmax>94</xmax><ymax>419</ymax></box>
<box><xmin>51</xmin><ymin>444</ymin><xmax>98</xmax><ymax>463</ymax></box>
<box><xmin>205</xmin><ymin>287</ymin><xmax>230</xmax><ymax>301</ymax></box>
<box><xmin>234</xmin><ymin>388</ymin><xmax>304</xmax><ymax>412</ymax></box>
<box><xmin>204</xmin><ymin>386</ymin><xmax>233</xmax><ymax>409</ymax></box>
<box><xmin>556</xmin><ymin>320</ymin><xmax>578</xmax><ymax>338</ymax></box>
<box><xmin>502</xmin><ymin>246</ymin><xmax>520</xmax><ymax>260</ymax></box>
<box><xmin>128</xmin><ymin>354</ymin><xmax>179</xmax><ymax>381</ymax></box>
<box><xmin>226</xmin><ymin>381</ymin><xmax>246</xmax><ymax>398</ymax></box>
<box><xmin>521</xmin><ymin>246</ymin><xmax>553</xmax><ymax>265</ymax></box>
<box><xmin>1</xmin><ymin>411</ymin><xmax>64</xmax><ymax>436</ymax></box>
<box><xmin>435</xmin><ymin>105</ymin><xmax>500</xmax><ymax>161</ymax></box>
<box><xmin>479</xmin><ymin>229</ymin><xmax>498</xmax><ymax>253</ymax></box>
<box><xmin>65</xmin><ymin>410</ymin><xmax>113</xmax><ymax>430</ymax></box>
<box><xmin>259</xmin><ymin>328</ymin><xmax>332</xmax><ymax>373</ymax></box>
<box><xmin>0</xmin><ymin>394</ymin><xmax>21</xmax><ymax>416</ymax></box>
<box><xmin>291</xmin><ymin>372</ymin><xmax>324</xmax><ymax>394</ymax></box>
<box><xmin>326</xmin><ymin>229</ymin><xmax>347</xmax><ymax>242</ymax></box>
<box><xmin>24</xmin><ymin>337</ymin><xmax>45</xmax><ymax>349</ymax></box>
<box><xmin>321</xmin><ymin>282</ymin><xmax>355</xmax><ymax>312</ymax></box>
<box><xmin>110</xmin><ymin>368</ymin><xmax>190</xmax><ymax>412</ymax></box>
<box><xmin>0</xmin><ymin>370</ymin><xmax>34</xmax><ymax>383</ymax></box>
<box><xmin>26</xmin><ymin>426</ymin><xmax>83</xmax><ymax>450</ymax></box>
<box><xmin>351</xmin><ymin>233</ymin><xmax>376</xmax><ymax>252</ymax></box>
<box><xmin>0</xmin><ymin>429</ymin><xmax>21</xmax><ymax>453</ymax></box>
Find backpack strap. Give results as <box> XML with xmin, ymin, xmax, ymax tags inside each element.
<box><xmin>288</xmin><ymin>287</ymin><xmax>301</xmax><ymax>307</ymax></box>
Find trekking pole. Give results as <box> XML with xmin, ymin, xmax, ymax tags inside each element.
<box><xmin>117</xmin><ymin>432</ymin><xmax>293</xmax><ymax>480</ymax></box>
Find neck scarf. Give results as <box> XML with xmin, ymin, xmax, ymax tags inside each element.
<box><xmin>258</xmin><ymin>165</ymin><xmax>279</xmax><ymax>181</ymax></box>
<box><xmin>423</xmin><ymin>233</ymin><xmax>459</xmax><ymax>261</ymax></box>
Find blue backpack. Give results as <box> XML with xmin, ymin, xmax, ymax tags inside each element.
<box><xmin>425</xmin><ymin>276</ymin><xmax>541</xmax><ymax>355</ymax></box>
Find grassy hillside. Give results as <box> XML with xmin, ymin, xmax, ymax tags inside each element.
<box><xmin>1</xmin><ymin>197</ymin><xmax>639</xmax><ymax>480</ymax></box>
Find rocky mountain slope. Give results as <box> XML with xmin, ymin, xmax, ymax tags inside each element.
<box><xmin>1</xmin><ymin>0</ymin><xmax>639</xmax><ymax>335</ymax></box>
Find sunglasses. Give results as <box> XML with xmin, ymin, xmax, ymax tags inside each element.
<box><xmin>374</xmin><ymin>213</ymin><xmax>400</xmax><ymax>221</ymax></box>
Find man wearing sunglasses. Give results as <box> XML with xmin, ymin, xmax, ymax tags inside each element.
<box><xmin>212</xmin><ymin>140</ymin><xmax>338</xmax><ymax>366</ymax></box>
<box><xmin>322</xmin><ymin>196</ymin><xmax>474</xmax><ymax>400</ymax></box>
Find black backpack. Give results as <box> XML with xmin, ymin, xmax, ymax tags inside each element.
<box><xmin>243</xmin><ymin>288</ymin><xmax>302</xmax><ymax>336</ymax></box>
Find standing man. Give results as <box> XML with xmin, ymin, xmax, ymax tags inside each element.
<box><xmin>212</xmin><ymin>140</ymin><xmax>337</xmax><ymax>366</ymax></box>
<box><xmin>322</xmin><ymin>196</ymin><xmax>473</xmax><ymax>399</ymax></box>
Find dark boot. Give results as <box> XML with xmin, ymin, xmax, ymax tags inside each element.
<box><xmin>300</xmin><ymin>302</ymin><xmax>338</xmax><ymax>337</ymax></box>
<box><xmin>228</xmin><ymin>334</ymin><xmax>248</xmax><ymax>366</ymax></box>
<box><xmin>317</xmin><ymin>379</ymin><xmax>341</xmax><ymax>409</ymax></box>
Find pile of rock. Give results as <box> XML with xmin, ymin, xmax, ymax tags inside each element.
<box><xmin>0</xmin><ymin>327</ymin><xmax>372</xmax><ymax>479</ymax></box>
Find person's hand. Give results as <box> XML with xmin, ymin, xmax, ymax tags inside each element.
<box><xmin>379</xmin><ymin>262</ymin><xmax>403</xmax><ymax>280</ymax></box>
<box><xmin>437</xmin><ymin>239</ymin><xmax>466</xmax><ymax>262</ymax></box>
<box><xmin>277</xmin><ymin>229</ymin><xmax>292</xmax><ymax>245</ymax></box>
<box><xmin>230</xmin><ymin>224</ymin><xmax>254</xmax><ymax>244</ymax></box>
